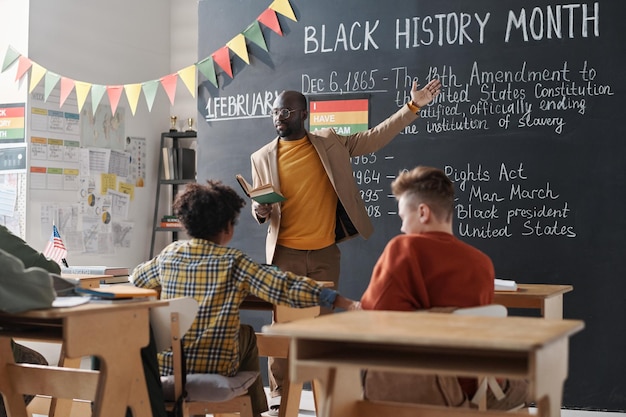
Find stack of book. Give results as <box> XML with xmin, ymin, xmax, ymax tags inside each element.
<box><xmin>160</xmin><ymin>215</ymin><xmax>182</xmax><ymax>228</ymax></box>
<box><xmin>162</xmin><ymin>147</ymin><xmax>196</xmax><ymax>180</ymax></box>
<box><xmin>61</xmin><ymin>265</ymin><xmax>130</xmax><ymax>284</ymax></box>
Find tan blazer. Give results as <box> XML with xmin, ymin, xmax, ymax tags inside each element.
<box><xmin>251</xmin><ymin>104</ymin><xmax>419</xmax><ymax>263</ymax></box>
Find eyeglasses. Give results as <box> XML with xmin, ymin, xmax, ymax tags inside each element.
<box><xmin>269</xmin><ymin>108</ymin><xmax>303</xmax><ymax>119</ymax></box>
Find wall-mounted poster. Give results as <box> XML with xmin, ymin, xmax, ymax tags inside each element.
<box><xmin>0</xmin><ymin>103</ymin><xmax>25</xmax><ymax>145</ymax></box>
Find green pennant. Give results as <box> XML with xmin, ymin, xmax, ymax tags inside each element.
<box><xmin>2</xmin><ymin>46</ymin><xmax>20</xmax><ymax>72</ymax></box>
<box><xmin>44</xmin><ymin>72</ymin><xmax>61</xmax><ymax>102</ymax></box>
<box><xmin>142</xmin><ymin>80</ymin><xmax>159</xmax><ymax>112</ymax></box>
<box><xmin>91</xmin><ymin>84</ymin><xmax>107</xmax><ymax>115</ymax></box>
<box><xmin>197</xmin><ymin>58</ymin><xmax>218</xmax><ymax>88</ymax></box>
<box><xmin>243</xmin><ymin>21</ymin><xmax>268</xmax><ymax>52</ymax></box>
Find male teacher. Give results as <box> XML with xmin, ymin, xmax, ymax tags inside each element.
<box><xmin>249</xmin><ymin>77</ymin><xmax>442</xmax><ymax>413</ymax></box>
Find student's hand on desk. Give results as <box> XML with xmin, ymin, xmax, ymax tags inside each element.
<box><xmin>333</xmin><ymin>294</ymin><xmax>361</xmax><ymax>311</ymax></box>
<box><xmin>253</xmin><ymin>201</ymin><xmax>272</xmax><ymax>219</ymax></box>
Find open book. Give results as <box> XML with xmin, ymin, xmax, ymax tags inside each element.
<box><xmin>235</xmin><ymin>174</ymin><xmax>286</xmax><ymax>204</ymax></box>
<box><xmin>495</xmin><ymin>278</ymin><xmax>518</xmax><ymax>291</ymax></box>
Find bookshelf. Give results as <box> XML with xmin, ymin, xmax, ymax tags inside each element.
<box><xmin>150</xmin><ymin>131</ymin><xmax>196</xmax><ymax>258</ymax></box>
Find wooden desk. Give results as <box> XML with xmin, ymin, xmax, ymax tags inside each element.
<box><xmin>262</xmin><ymin>310</ymin><xmax>584</xmax><ymax>417</ymax></box>
<box><xmin>495</xmin><ymin>284</ymin><xmax>573</xmax><ymax>319</ymax></box>
<box><xmin>0</xmin><ymin>300</ymin><xmax>166</xmax><ymax>417</ymax></box>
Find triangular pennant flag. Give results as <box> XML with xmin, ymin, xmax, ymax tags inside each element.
<box><xmin>258</xmin><ymin>8</ymin><xmax>283</xmax><ymax>36</ymax></box>
<box><xmin>124</xmin><ymin>83</ymin><xmax>142</xmax><ymax>115</ymax></box>
<box><xmin>142</xmin><ymin>80</ymin><xmax>159</xmax><ymax>112</ymax></box>
<box><xmin>226</xmin><ymin>34</ymin><xmax>250</xmax><ymax>65</ymax></box>
<box><xmin>75</xmin><ymin>81</ymin><xmax>91</xmax><ymax>113</ymax></box>
<box><xmin>197</xmin><ymin>57</ymin><xmax>218</xmax><ymax>88</ymax></box>
<box><xmin>243</xmin><ymin>21</ymin><xmax>268</xmax><ymax>51</ymax></box>
<box><xmin>2</xmin><ymin>46</ymin><xmax>20</xmax><ymax>72</ymax></box>
<box><xmin>91</xmin><ymin>84</ymin><xmax>106</xmax><ymax>115</ymax></box>
<box><xmin>160</xmin><ymin>74</ymin><xmax>178</xmax><ymax>105</ymax></box>
<box><xmin>269</xmin><ymin>0</ymin><xmax>297</xmax><ymax>22</ymax></box>
<box><xmin>212</xmin><ymin>46</ymin><xmax>233</xmax><ymax>78</ymax></box>
<box><xmin>15</xmin><ymin>56</ymin><xmax>32</xmax><ymax>81</ymax></box>
<box><xmin>107</xmin><ymin>85</ymin><xmax>124</xmax><ymax>116</ymax></box>
<box><xmin>29</xmin><ymin>63</ymin><xmax>47</xmax><ymax>93</ymax></box>
<box><xmin>59</xmin><ymin>77</ymin><xmax>75</xmax><ymax>107</ymax></box>
<box><xmin>177</xmin><ymin>65</ymin><xmax>196</xmax><ymax>98</ymax></box>
<box><xmin>44</xmin><ymin>72</ymin><xmax>61</xmax><ymax>102</ymax></box>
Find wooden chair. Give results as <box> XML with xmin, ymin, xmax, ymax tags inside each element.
<box><xmin>453</xmin><ymin>304</ymin><xmax>509</xmax><ymax>411</ymax></box>
<box><xmin>150</xmin><ymin>297</ymin><xmax>258</xmax><ymax>417</ymax></box>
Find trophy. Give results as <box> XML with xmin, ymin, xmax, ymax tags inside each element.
<box><xmin>186</xmin><ymin>117</ymin><xmax>195</xmax><ymax>132</ymax></box>
<box><xmin>170</xmin><ymin>116</ymin><xmax>178</xmax><ymax>132</ymax></box>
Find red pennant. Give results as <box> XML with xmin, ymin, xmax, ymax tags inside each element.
<box><xmin>258</xmin><ymin>8</ymin><xmax>283</xmax><ymax>36</ymax></box>
<box><xmin>160</xmin><ymin>74</ymin><xmax>178</xmax><ymax>105</ymax></box>
<box><xmin>212</xmin><ymin>47</ymin><xmax>233</xmax><ymax>78</ymax></box>
<box><xmin>107</xmin><ymin>85</ymin><xmax>124</xmax><ymax>115</ymax></box>
<box><xmin>15</xmin><ymin>56</ymin><xmax>32</xmax><ymax>81</ymax></box>
<box><xmin>59</xmin><ymin>77</ymin><xmax>75</xmax><ymax>107</ymax></box>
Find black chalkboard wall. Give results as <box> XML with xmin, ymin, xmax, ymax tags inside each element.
<box><xmin>197</xmin><ymin>0</ymin><xmax>625</xmax><ymax>411</ymax></box>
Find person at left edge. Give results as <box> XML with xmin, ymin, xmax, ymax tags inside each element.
<box><xmin>0</xmin><ymin>225</ymin><xmax>167</xmax><ymax>417</ymax></box>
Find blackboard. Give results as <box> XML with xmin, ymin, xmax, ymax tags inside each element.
<box><xmin>197</xmin><ymin>0</ymin><xmax>626</xmax><ymax>410</ymax></box>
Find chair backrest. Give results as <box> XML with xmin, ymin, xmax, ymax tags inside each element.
<box><xmin>453</xmin><ymin>304</ymin><xmax>508</xmax><ymax>317</ymax></box>
<box><xmin>150</xmin><ymin>297</ymin><xmax>199</xmax><ymax>351</ymax></box>
<box><xmin>453</xmin><ymin>303</ymin><xmax>509</xmax><ymax>410</ymax></box>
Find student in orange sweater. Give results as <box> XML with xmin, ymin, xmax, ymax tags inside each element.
<box><xmin>360</xmin><ymin>165</ymin><xmax>528</xmax><ymax>410</ymax></box>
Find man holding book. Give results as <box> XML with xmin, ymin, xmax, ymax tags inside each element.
<box><xmin>249</xmin><ymin>78</ymin><xmax>441</xmax><ymax>412</ymax></box>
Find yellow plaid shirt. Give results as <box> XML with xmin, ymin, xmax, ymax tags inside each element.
<box><xmin>131</xmin><ymin>238</ymin><xmax>327</xmax><ymax>376</ymax></box>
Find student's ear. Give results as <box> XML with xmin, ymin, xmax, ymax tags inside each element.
<box><xmin>301</xmin><ymin>109</ymin><xmax>308</xmax><ymax>121</ymax></box>
<box><xmin>418</xmin><ymin>203</ymin><xmax>431</xmax><ymax>224</ymax></box>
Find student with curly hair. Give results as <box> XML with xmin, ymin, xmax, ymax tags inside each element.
<box><xmin>132</xmin><ymin>180</ymin><xmax>359</xmax><ymax>417</ymax></box>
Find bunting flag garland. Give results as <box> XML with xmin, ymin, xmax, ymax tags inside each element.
<box><xmin>270</xmin><ymin>0</ymin><xmax>297</xmax><ymax>22</ymax></box>
<box><xmin>59</xmin><ymin>77</ymin><xmax>75</xmax><ymax>107</ymax></box>
<box><xmin>124</xmin><ymin>83</ymin><xmax>143</xmax><ymax>116</ymax></box>
<box><xmin>227</xmin><ymin>34</ymin><xmax>250</xmax><ymax>64</ymax></box>
<box><xmin>197</xmin><ymin>57</ymin><xmax>218</xmax><ymax>88</ymax></box>
<box><xmin>243</xmin><ymin>21</ymin><xmax>268</xmax><ymax>52</ymax></box>
<box><xmin>29</xmin><ymin>63</ymin><xmax>46</xmax><ymax>93</ymax></box>
<box><xmin>258</xmin><ymin>8</ymin><xmax>283</xmax><ymax>36</ymax></box>
<box><xmin>142</xmin><ymin>80</ymin><xmax>160</xmax><ymax>112</ymax></box>
<box><xmin>75</xmin><ymin>81</ymin><xmax>91</xmax><ymax>113</ymax></box>
<box><xmin>177</xmin><ymin>65</ymin><xmax>197</xmax><ymax>98</ymax></box>
<box><xmin>1</xmin><ymin>0</ymin><xmax>298</xmax><ymax>116</ymax></box>
<box><xmin>107</xmin><ymin>85</ymin><xmax>124</xmax><ymax>116</ymax></box>
<box><xmin>90</xmin><ymin>84</ymin><xmax>107</xmax><ymax>115</ymax></box>
<box><xmin>1</xmin><ymin>45</ymin><xmax>19</xmax><ymax>72</ymax></box>
<box><xmin>44</xmin><ymin>72</ymin><xmax>61</xmax><ymax>101</ymax></box>
<box><xmin>15</xmin><ymin>56</ymin><xmax>32</xmax><ymax>81</ymax></box>
<box><xmin>160</xmin><ymin>74</ymin><xmax>178</xmax><ymax>105</ymax></box>
<box><xmin>212</xmin><ymin>46</ymin><xmax>233</xmax><ymax>78</ymax></box>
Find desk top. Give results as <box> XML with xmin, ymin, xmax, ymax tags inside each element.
<box><xmin>263</xmin><ymin>310</ymin><xmax>584</xmax><ymax>352</ymax></box>
<box><xmin>494</xmin><ymin>283</ymin><xmax>573</xmax><ymax>298</ymax></box>
<box><xmin>0</xmin><ymin>299</ymin><xmax>167</xmax><ymax>320</ymax></box>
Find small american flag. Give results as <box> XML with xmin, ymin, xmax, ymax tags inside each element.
<box><xmin>43</xmin><ymin>225</ymin><xmax>68</xmax><ymax>265</ymax></box>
